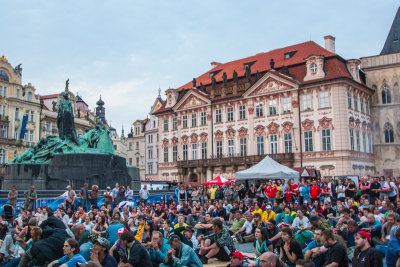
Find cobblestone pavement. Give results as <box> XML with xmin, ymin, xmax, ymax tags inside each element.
<box><xmin>235</xmin><ymin>242</ymin><xmax>254</xmax><ymax>253</ymax></box>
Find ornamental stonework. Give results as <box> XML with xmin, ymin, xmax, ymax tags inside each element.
<box><xmin>200</xmin><ymin>132</ymin><xmax>208</xmax><ymax>142</ymax></box>
<box><xmin>215</xmin><ymin>130</ymin><xmax>224</xmax><ymax>140</ymax></box>
<box><xmin>162</xmin><ymin>138</ymin><xmax>169</xmax><ymax>147</ymax></box>
<box><xmin>171</xmin><ymin>137</ymin><xmax>178</xmax><ymax>145</ymax></box>
<box><xmin>238</xmin><ymin>127</ymin><xmax>248</xmax><ymax>138</ymax></box>
<box><xmin>318</xmin><ymin>117</ymin><xmax>334</xmax><ymax>131</ymax></box>
<box><xmin>182</xmin><ymin>135</ymin><xmax>189</xmax><ymax>144</ymax></box>
<box><xmin>267</xmin><ymin>122</ymin><xmax>279</xmax><ymax>135</ymax></box>
<box><xmin>248</xmin><ymin>107</ymin><xmax>254</xmax><ymax>115</ymax></box>
<box><xmin>254</xmin><ymin>125</ymin><xmax>265</xmax><ymax>136</ymax></box>
<box><xmin>226</xmin><ymin>128</ymin><xmax>236</xmax><ymax>139</ymax></box>
<box><xmin>281</xmin><ymin>121</ymin><xmax>293</xmax><ymax>133</ymax></box>
<box><xmin>190</xmin><ymin>133</ymin><xmax>198</xmax><ymax>143</ymax></box>
<box><xmin>302</xmin><ymin>119</ymin><xmax>315</xmax><ymax>131</ymax></box>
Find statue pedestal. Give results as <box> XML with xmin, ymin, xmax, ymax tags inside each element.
<box><xmin>4</xmin><ymin>153</ymin><xmax>140</xmax><ymax>190</ymax></box>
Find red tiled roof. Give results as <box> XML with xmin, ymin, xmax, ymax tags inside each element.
<box><xmin>42</xmin><ymin>104</ymin><xmax>49</xmax><ymax>111</ymax></box>
<box><xmin>40</xmin><ymin>94</ymin><xmax>59</xmax><ymax>100</ymax></box>
<box><xmin>178</xmin><ymin>41</ymin><xmax>336</xmax><ymax>90</ymax></box>
<box><xmin>134</xmin><ymin>118</ymin><xmax>149</xmax><ymax>124</ymax></box>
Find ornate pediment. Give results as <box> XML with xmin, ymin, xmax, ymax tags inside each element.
<box><xmin>215</xmin><ymin>130</ymin><xmax>224</xmax><ymax>140</ymax></box>
<box><xmin>226</xmin><ymin>127</ymin><xmax>236</xmax><ymax>139</ymax></box>
<box><xmin>281</xmin><ymin>121</ymin><xmax>293</xmax><ymax>133</ymax></box>
<box><xmin>238</xmin><ymin>127</ymin><xmax>248</xmax><ymax>138</ymax></box>
<box><xmin>267</xmin><ymin>122</ymin><xmax>280</xmax><ymax>135</ymax></box>
<box><xmin>244</xmin><ymin>72</ymin><xmax>298</xmax><ymax>98</ymax></box>
<box><xmin>302</xmin><ymin>119</ymin><xmax>315</xmax><ymax>131</ymax></box>
<box><xmin>162</xmin><ymin>138</ymin><xmax>169</xmax><ymax>147</ymax></box>
<box><xmin>176</xmin><ymin>94</ymin><xmax>208</xmax><ymax>110</ymax></box>
<box><xmin>171</xmin><ymin>137</ymin><xmax>179</xmax><ymax>145</ymax></box>
<box><xmin>200</xmin><ymin>132</ymin><xmax>208</xmax><ymax>142</ymax></box>
<box><xmin>190</xmin><ymin>133</ymin><xmax>198</xmax><ymax>143</ymax></box>
<box><xmin>181</xmin><ymin>135</ymin><xmax>189</xmax><ymax>144</ymax></box>
<box><xmin>318</xmin><ymin>117</ymin><xmax>334</xmax><ymax>131</ymax></box>
<box><xmin>254</xmin><ymin>125</ymin><xmax>265</xmax><ymax>136</ymax></box>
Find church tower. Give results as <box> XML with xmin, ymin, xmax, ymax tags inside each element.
<box><xmin>95</xmin><ymin>95</ymin><xmax>107</xmax><ymax>124</ymax></box>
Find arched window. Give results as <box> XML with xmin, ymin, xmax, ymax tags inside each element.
<box><xmin>384</xmin><ymin>122</ymin><xmax>394</xmax><ymax>143</ymax></box>
<box><xmin>0</xmin><ymin>149</ymin><xmax>5</xmax><ymax>164</ymax></box>
<box><xmin>0</xmin><ymin>70</ymin><xmax>9</xmax><ymax>83</ymax></box>
<box><xmin>382</xmin><ymin>85</ymin><xmax>392</xmax><ymax>104</ymax></box>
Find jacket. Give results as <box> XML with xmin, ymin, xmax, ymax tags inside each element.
<box><xmin>149</xmin><ymin>238</ymin><xmax>170</xmax><ymax>265</ymax></box>
<box><xmin>166</xmin><ymin>243</ymin><xmax>202</xmax><ymax>267</ymax></box>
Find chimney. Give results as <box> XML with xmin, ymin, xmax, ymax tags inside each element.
<box><xmin>210</xmin><ymin>62</ymin><xmax>221</xmax><ymax>68</ymax></box>
<box><xmin>324</xmin><ymin>35</ymin><xmax>336</xmax><ymax>53</ymax></box>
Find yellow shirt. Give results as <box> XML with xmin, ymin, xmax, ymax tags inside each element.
<box><xmin>253</xmin><ymin>209</ymin><xmax>263</xmax><ymax>216</ymax></box>
<box><xmin>174</xmin><ymin>223</ymin><xmax>187</xmax><ymax>234</ymax></box>
<box><xmin>275</xmin><ymin>186</ymin><xmax>282</xmax><ymax>199</ymax></box>
<box><xmin>135</xmin><ymin>224</ymin><xmax>145</xmax><ymax>241</ymax></box>
<box><xmin>262</xmin><ymin>210</ymin><xmax>276</xmax><ymax>222</ymax></box>
<box><xmin>209</xmin><ymin>188</ymin><xmax>217</xmax><ymax>200</ymax></box>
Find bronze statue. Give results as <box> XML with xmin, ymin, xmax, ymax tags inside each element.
<box><xmin>57</xmin><ymin>91</ymin><xmax>78</xmax><ymax>144</ymax></box>
<box><xmin>222</xmin><ymin>72</ymin><xmax>227</xmax><ymax>87</ymax></box>
<box><xmin>233</xmin><ymin>70</ymin><xmax>238</xmax><ymax>84</ymax></box>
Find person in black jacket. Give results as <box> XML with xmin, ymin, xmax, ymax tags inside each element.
<box><xmin>119</xmin><ymin>230</ymin><xmax>152</xmax><ymax>267</ymax></box>
<box><xmin>39</xmin><ymin>207</ymin><xmax>66</xmax><ymax>230</ymax></box>
<box><xmin>352</xmin><ymin>231</ymin><xmax>383</xmax><ymax>267</ymax></box>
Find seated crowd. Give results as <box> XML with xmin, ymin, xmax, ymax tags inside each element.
<box><xmin>0</xmin><ymin>176</ymin><xmax>398</xmax><ymax>267</ymax></box>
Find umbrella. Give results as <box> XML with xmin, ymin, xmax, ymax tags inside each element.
<box><xmin>203</xmin><ymin>175</ymin><xmax>229</xmax><ymax>186</ymax></box>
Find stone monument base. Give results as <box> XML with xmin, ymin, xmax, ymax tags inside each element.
<box><xmin>3</xmin><ymin>153</ymin><xmax>140</xmax><ymax>190</ymax></box>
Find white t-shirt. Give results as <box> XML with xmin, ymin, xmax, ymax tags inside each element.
<box><xmin>243</xmin><ymin>220</ymin><xmax>253</xmax><ymax>235</ymax></box>
<box><xmin>336</xmin><ymin>185</ymin><xmax>346</xmax><ymax>198</ymax></box>
<box><xmin>293</xmin><ymin>216</ymin><xmax>310</xmax><ymax>230</ymax></box>
<box><xmin>384</xmin><ymin>182</ymin><xmax>397</xmax><ymax>197</ymax></box>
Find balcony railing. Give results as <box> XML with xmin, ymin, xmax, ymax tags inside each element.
<box><xmin>176</xmin><ymin>153</ymin><xmax>294</xmax><ymax>168</ymax></box>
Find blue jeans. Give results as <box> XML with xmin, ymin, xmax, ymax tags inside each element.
<box><xmin>3</xmin><ymin>257</ymin><xmax>21</xmax><ymax>267</ymax></box>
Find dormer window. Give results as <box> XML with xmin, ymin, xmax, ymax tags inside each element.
<box><xmin>310</xmin><ymin>63</ymin><xmax>318</xmax><ymax>73</ymax></box>
<box><xmin>284</xmin><ymin>51</ymin><xmax>297</xmax><ymax>59</ymax></box>
<box><xmin>168</xmin><ymin>95</ymin><xmax>172</xmax><ymax>103</ymax></box>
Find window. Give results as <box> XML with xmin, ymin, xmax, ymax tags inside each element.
<box><xmin>356</xmin><ymin>130</ymin><xmax>361</xmax><ymax>151</ymax></box>
<box><xmin>228</xmin><ymin>139</ymin><xmax>235</xmax><ymax>156</ymax></box>
<box><xmin>240</xmin><ymin>138</ymin><xmax>247</xmax><ymax>156</ymax></box>
<box><xmin>382</xmin><ymin>85</ymin><xmax>392</xmax><ymax>104</ymax></box>
<box><xmin>172</xmin><ymin>117</ymin><xmax>178</xmax><ymax>130</ymax></box>
<box><xmin>163</xmin><ymin>119</ymin><xmax>168</xmax><ymax>131</ymax></box>
<box><xmin>302</xmin><ymin>95</ymin><xmax>311</xmax><ymax>110</ymax></box>
<box><xmin>0</xmin><ymin>149</ymin><xmax>5</xmax><ymax>164</ymax></box>
<box><xmin>192</xmin><ymin>144</ymin><xmax>197</xmax><ymax>160</ymax></box>
<box><xmin>148</xmin><ymin>135</ymin><xmax>152</xmax><ymax>143</ymax></box>
<box><xmin>14</xmin><ymin>128</ymin><xmax>18</xmax><ymax>139</ymax></box>
<box><xmin>0</xmin><ymin>125</ymin><xmax>7</xmax><ymax>138</ymax></box>
<box><xmin>129</xmin><ymin>142</ymin><xmax>132</xmax><ymax>150</ymax></box>
<box><xmin>284</xmin><ymin>133</ymin><xmax>292</xmax><ymax>153</ymax></box>
<box><xmin>148</xmin><ymin>149</ymin><xmax>153</xmax><ymax>159</ymax></box>
<box><xmin>384</xmin><ymin>123</ymin><xmax>394</xmax><ymax>143</ymax></box>
<box><xmin>322</xmin><ymin>129</ymin><xmax>331</xmax><ymax>151</ymax></box>
<box><xmin>182</xmin><ymin>115</ymin><xmax>188</xmax><ymax>128</ymax></box>
<box><xmin>183</xmin><ymin>144</ymin><xmax>188</xmax><ymax>160</ymax></box>
<box><xmin>239</xmin><ymin>105</ymin><xmax>246</xmax><ymax>120</ymax></box>
<box><xmin>255</xmin><ymin>103</ymin><xmax>263</xmax><ymax>117</ymax></box>
<box><xmin>29</xmin><ymin>130</ymin><xmax>34</xmax><ymax>142</ymax></box>
<box><xmin>173</xmin><ymin>146</ymin><xmax>178</xmax><ymax>162</ymax></box>
<box><xmin>157</xmin><ymin>148</ymin><xmax>159</xmax><ymax>158</ymax></box>
<box><xmin>30</xmin><ymin>111</ymin><xmax>34</xmax><ymax>122</ymax></box>
<box><xmin>350</xmin><ymin>129</ymin><xmax>355</xmax><ymax>150</ymax></box>
<box><xmin>1</xmin><ymin>105</ymin><xmax>5</xmax><ymax>117</ymax></box>
<box><xmin>304</xmin><ymin>131</ymin><xmax>313</xmax><ymax>152</ymax></box>
<box><xmin>362</xmin><ymin>132</ymin><xmax>367</xmax><ymax>152</ymax></box>
<box><xmin>216</xmin><ymin>141</ymin><xmax>223</xmax><ymax>158</ymax></box>
<box><xmin>136</xmin><ymin>142</ymin><xmax>139</xmax><ymax>150</ymax></box>
<box><xmin>16</xmin><ymin>89</ymin><xmax>20</xmax><ymax>98</ymax></box>
<box><xmin>148</xmin><ymin>163</ymin><xmax>153</xmax><ymax>174</ymax></box>
<box><xmin>366</xmin><ymin>100</ymin><xmax>370</xmax><ymax>115</ymax></box>
<box><xmin>256</xmin><ymin>136</ymin><xmax>264</xmax><ymax>155</ymax></box>
<box><xmin>354</xmin><ymin>93</ymin><xmax>358</xmax><ymax>111</ymax></box>
<box><xmin>227</xmin><ymin>107</ymin><xmax>234</xmax><ymax>121</ymax></box>
<box><xmin>319</xmin><ymin>91</ymin><xmax>329</xmax><ymax>108</ymax></box>
<box><xmin>15</xmin><ymin>108</ymin><xmax>19</xmax><ymax>120</ymax></box>
<box><xmin>368</xmin><ymin>133</ymin><xmax>373</xmax><ymax>153</ymax></box>
<box><xmin>348</xmin><ymin>92</ymin><xmax>352</xmax><ymax>108</ymax></box>
<box><xmin>129</xmin><ymin>158</ymin><xmax>132</xmax><ymax>165</ymax></box>
<box><xmin>360</xmin><ymin>98</ymin><xmax>364</xmax><ymax>113</ymax></box>
<box><xmin>282</xmin><ymin>97</ymin><xmax>291</xmax><ymax>113</ymax></box>
<box><xmin>310</xmin><ymin>63</ymin><xmax>317</xmax><ymax>73</ymax></box>
<box><xmin>163</xmin><ymin>147</ymin><xmax>168</xmax><ymax>163</ymax></box>
<box><xmin>270</xmin><ymin>134</ymin><xmax>278</xmax><ymax>154</ymax></box>
<box><xmin>215</xmin><ymin>109</ymin><xmax>222</xmax><ymax>123</ymax></box>
<box><xmin>201</xmin><ymin>142</ymin><xmax>207</xmax><ymax>159</ymax></box>
<box><xmin>191</xmin><ymin>113</ymin><xmax>197</xmax><ymax>127</ymax></box>
<box><xmin>200</xmin><ymin>111</ymin><xmax>206</xmax><ymax>125</ymax></box>
<box><xmin>269</xmin><ymin>100</ymin><xmax>277</xmax><ymax>115</ymax></box>
<box><xmin>27</xmin><ymin>92</ymin><xmax>32</xmax><ymax>102</ymax></box>
<box><xmin>136</xmin><ymin>157</ymin><xmax>139</xmax><ymax>167</ymax></box>
<box><xmin>3</xmin><ymin>87</ymin><xmax>6</xmax><ymax>97</ymax></box>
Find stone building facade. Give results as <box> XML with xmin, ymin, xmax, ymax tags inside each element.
<box><xmin>127</xmin><ymin>119</ymin><xmax>148</xmax><ymax>179</ymax></box>
<box><xmin>154</xmin><ymin>37</ymin><xmax>375</xmax><ymax>183</ymax></box>
<box><xmin>0</xmin><ymin>54</ymin><xmax>41</xmax><ymax>165</ymax></box>
<box><xmin>360</xmin><ymin>7</ymin><xmax>400</xmax><ymax>176</ymax></box>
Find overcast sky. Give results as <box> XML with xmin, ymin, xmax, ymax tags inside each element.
<box><xmin>1</xmin><ymin>1</ymin><xmax>398</xmax><ymax>134</ymax></box>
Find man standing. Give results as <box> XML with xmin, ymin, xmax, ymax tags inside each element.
<box><xmin>139</xmin><ymin>184</ymin><xmax>150</xmax><ymax>205</ymax></box>
<box><xmin>89</xmin><ymin>185</ymin><xmax>98</xmax><ymax>207</ymax></box>
<box><xmin>8</xmin><ymin>185</ymin><xmax>18</xmax><ymax>209</ymax></box>
<box><xmin>112</xmin><ymin>183</ymin><xmax>119</xmax><ymax>207</ymax></box>
<box><xmin>79</xmin><ymin>183</ymin><xmax>89</xmax><ymax>210</ymax></box>
<box><xmin>264</xmin><ymin>181</ymin><xmax>278</xmax><ymax>204</ymax></box>
<box><xmin>352</xmin><ymin>231</ymin><xmax>383</xmax><ymax>267</ymax></box>
<box><xmin>309</xmin><ymin>180</ymin><xmax>321</xmax><ymax>202</ymax></box>
<box><xmin>24</xmin><ymin>185</ymin><xmax>37</xmax><ymax>211</ymax></box>
<box><xmin>104</xmin><ymin>186</ymin><xmax>113</xmax><ymax>207</ymax></box>
<box><xmin>320</xmin><ymin>230</ymin><xmax>348</xmax><ymax>267</ymax></box>
<box><xmin>56</xmin><ymin>185</ymin><xmax>76</xmax><ymax>210</ymax></box>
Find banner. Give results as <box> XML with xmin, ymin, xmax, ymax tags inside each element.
<box><xmin>19</xmin><ymin>115</ymin><xmax>28</xmax><ymax>139</ymax></box>
<box><xmin>0</xmin><ymin>199</ymin><xmax>29</xmax><ymax>215</ymax></box>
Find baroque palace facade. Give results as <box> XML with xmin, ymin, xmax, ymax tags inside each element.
<box><xmin>153</xmin><ymin>37</ymin><xmax>375</xmax><ymax>183</ymax></box>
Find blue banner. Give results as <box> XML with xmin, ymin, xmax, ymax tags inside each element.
<box><xmin>19</xmin><ymin>115</ymin><xmax>28</xmax><ymax>139</ymax></box>
<box><xmin>0</xmin><ymin>199</ymin><xmax>30</xmax><ymax>215</ymax></box>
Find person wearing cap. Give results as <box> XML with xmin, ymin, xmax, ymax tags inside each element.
<box><xmin>226</xmin><ymin>251</ymin><xmax>249</xmax><ymax>267</ymax></box>
<box><xmin>262</xmin><ymin>205</ymin><xmax>276</xmax><ymax>222</ymax></box>
<box><xmin>352</xmin><ymin>231</ymin><xmax>382</xmax><ymax>267</ymax></box>
<box><xmin>118</xmin><ymin>230</ymin><xmax>152</xmax><ymax>267</ymax></box>
<box><xmin>23</xmin><ymin>185</ymin><xmax>37</xmax><ymax>211</ymax></box>
<box><xmin>148</xmin><ymin>231</ymin><xmax>170</xmax><ymax>267</ymax></box>
<box><xmin>56</xmin><ymin>185</ymin><xmax>76</xmax><ymax>210</ymax></box>
<box><xmin>161</xmin><ymin>234</ymin><xmax>202</xmax><ymax>267</ymax></box>
<box><xmin>172</xmin><ymin>225</ymin><xmax>196</xmax><ymax>248</ymax></box>
<box><xmin>89</xmin><ymin>236</ymin><xmax>117</xmax><ymax>267</ymax></box>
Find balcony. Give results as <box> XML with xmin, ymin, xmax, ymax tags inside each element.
<box><xmin>177</xmin><ymin>153</ymin><xmax>295</xmax><ymax>168</ymax></box>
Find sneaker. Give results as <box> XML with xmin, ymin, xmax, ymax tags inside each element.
<box><xmin>236</xmin><ymin>234</ymin><xmax>243</xmax><ymax>243</ymax></box>
<box><xmin>200</xmin><ymin>256</ymin><xmax>208</xmax><ymax>264</ymax></box>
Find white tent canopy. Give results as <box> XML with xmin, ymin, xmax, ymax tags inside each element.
<box><xmin>235</xmin><ymin>156</ymin><xmax>299</xmax><ymax>182</ymax></box>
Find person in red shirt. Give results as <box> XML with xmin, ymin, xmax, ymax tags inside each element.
<box><xmin>309</xmin><ymin>180</ymin><xmax>322</xmax><ymax>201</ymax></box>
<box><xmin>264</xmin><ymin>180</ymin><xmax>278</xmax><ymax>203</ymax></box>
<box><xmin>284</xmin><ymin>179</ymin><xmax>299</xmax><ymax>203</ymax></box>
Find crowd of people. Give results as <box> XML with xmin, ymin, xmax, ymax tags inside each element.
<box><xmin>1</xmin><ymin>176</ymin><xmax>399</xmax><ymax>267</ymax></box>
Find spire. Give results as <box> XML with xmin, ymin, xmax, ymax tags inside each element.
<box><xmin>381</xmin><ymin>7</ymin><xmax>400</xmax><ymax>55</ymax></box>
<box><xmin>121</xmin><ymin>125</ymin><xmax>125</xmax><ymax>138</ymax></box>
<box><xmin>158</xmin><ymin>87</ymin><xmax>161</xmax><ymax>97</ymax></box>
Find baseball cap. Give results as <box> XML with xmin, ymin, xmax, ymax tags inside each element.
<box><xmin>66</xmin><ymin>185</ymin><xmax>71</xmax><ymax>189</ymax></box>
<box><xmin>230</xmin><ymin>251</ymin><xmax>244</xmax><ymax>260</ymax></box>
<box><xmin>357</xmin><ymin>231</ymin><xmax>371</xmax><ymax>240</ymax></box>
<box><xmin>107</xmin><ymin>186</ymin><xmax>111</xmax><ymax>190</ymax></box>
<box><xmin>166</xmin><ymin>234</ymin><xmax>181</xmax><ymax>244</ymax></box>
<box><xmin>116</xmin><ymin>228</ymin><xmax>128</xmax><ymax>236</ymax></box>
<box><xmin>294</xmin><ymin>200</ymin><xmax>299</xmax><ymax>204</ymax></box>
<box><xmin>265</xmin><ymin>205</ymin><xmax>272</xmax><ymax>209</ymax></box>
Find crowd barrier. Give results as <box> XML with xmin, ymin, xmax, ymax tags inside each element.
<box><xmin>0</xmin><ymin>194</ymin><xmax>178</xmax><ymax>215</ymax></box>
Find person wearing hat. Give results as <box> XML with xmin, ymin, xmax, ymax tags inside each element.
<box><xmin>226</xmin><ymin>251</ymin><xmax>249</xmax><ymax>267</ymax></box>
<box><xmin>172</xmin><ymin>225</ymin><xmax>196</xmax><ymax>248</ymax></box>
<box><xmin>89</xmin><ymin>236</ymin><xmax>117</xmax><ymax>267</ymax></box>
<box><xmin>352</xmin><ymin>231</ymin><xmax>382</xmax><ymax>267</ymax></box>
<box><xmin>262</xmin><ymin>205</ymin><xmax>276</xmax><ymax>222</ymax></box>
<box><xmin>161</xmin><ymin>234</ymin><xmax>202</xmax><ymax>267</ymax></box>
<box><xmin>148</xmin><ymin>231</ymin><xmax>170</xmax><ymax>267</ymax></box>
<box><xmin>56</xmin><ymin>185</ymin><xmax>76</xmax><ymax>210</ymax></box>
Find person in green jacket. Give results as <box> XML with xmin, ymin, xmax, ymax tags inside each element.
<box><xmin>149</xmin><ymin>231</ymin><xmax>171</xmax><ymax>267</ymax></box>
<box><xmin>160</xmin><ymin>235</ymin><xmax>203</xmax><ymax>267</ymax></box>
